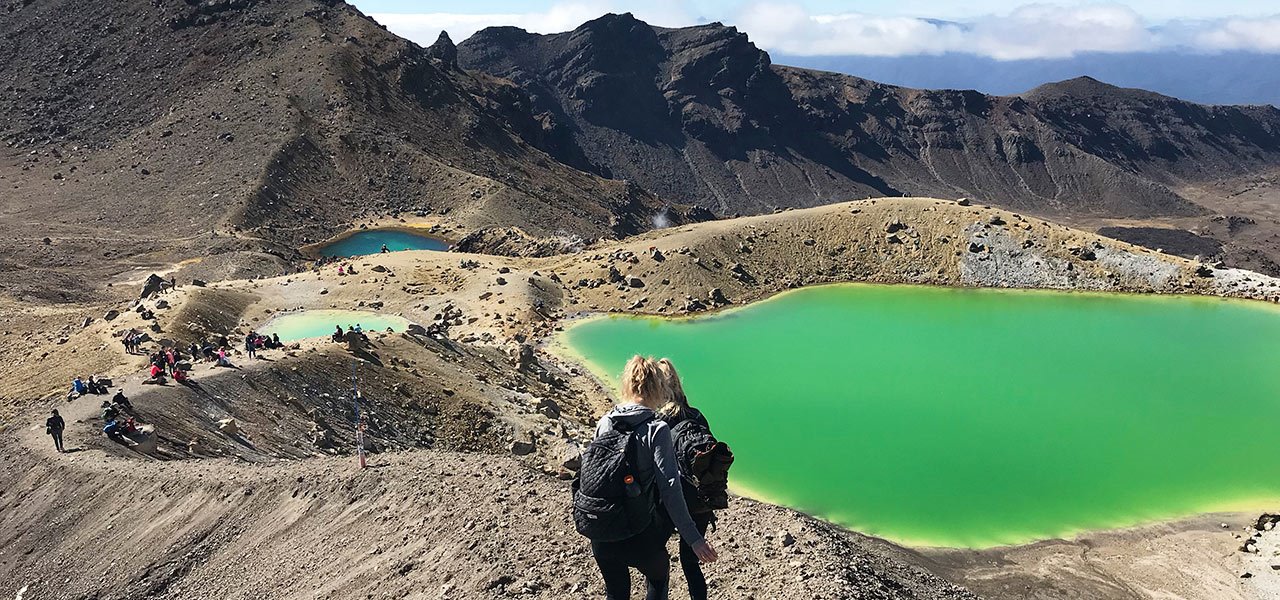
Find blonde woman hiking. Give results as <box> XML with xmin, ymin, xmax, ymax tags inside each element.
<box><xmin>573</xmin><ymin>355</ymin><xmax>717</xmax><ymax>600</ymax></box>
<box><xmin>657</xmin><ymin>358</ymin><xmax>735</xmax><ymax>600</ymax></box>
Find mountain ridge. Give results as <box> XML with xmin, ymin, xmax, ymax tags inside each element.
<box><xmin>458</xmin><ymin>13</ymin><xmax>1280</xmax><ymax>220</ymax></box>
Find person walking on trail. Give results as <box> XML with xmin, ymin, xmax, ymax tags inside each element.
<box><xmin>245</xmin><ymin>332</ymin><xmax>257</xmax><ymax>360</ymax></box>
<box><xmin>574</xmin><ymin>355</ymin><xmax>717</xmax><ymax>600</ymax></box>
<box><xmin>46</xmin><ymin>409</ymin><xmax>65</xmax><ymax>453</ymax></box>
<box><xmin>656</xmin><ymin>358</ymin><xmax>734</xmax><ymax>600</ymax></box>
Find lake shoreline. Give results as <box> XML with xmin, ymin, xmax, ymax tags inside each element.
<box><xmin>300</xmin><ymin>224</ymin><xmax>453</xmax><ymax>259</ymax></box>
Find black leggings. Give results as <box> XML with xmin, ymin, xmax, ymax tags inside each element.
<box><xmin>677</xmin><ymin>513</ymin><xmax>713</xmax><ymax>600</ymax></box>
<box><xmin>591</xmin><ymin>518</ymin><xmax>670</xmax><ymax>600</ymax></box>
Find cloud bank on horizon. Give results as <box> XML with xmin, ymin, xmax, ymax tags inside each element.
<box><xmin>364</xmin><ymin>1</ymin><xmax>1280</xmax><ymax>60</ymax></box>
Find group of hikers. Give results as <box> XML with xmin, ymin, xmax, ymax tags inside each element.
<box><xmin>312</xmin><ymin>254</ymin><xmax>359</xmax><ymax>277</ymax></box>
<box><xmin>122</xmin><ymin>328</ymin><xmax>146</xmax><ymax>354</ymax></box>
<box><xmin>67</xmin><ymin>375</ymin><xmax>111</xmax><ymax>400</ymax></box>
<box><xmin>145</xmin><ymin>347</ymin><xmax>198</xmax><ymax>385</ymax></box>
<box><xmin>100</xmin><ymin>390</ymin><xmax>138</xmax><ymax>445</ymax></box>
<box><xmin>244</xmin><ymin>331</ymin><xmax>283</xmax><ymax>359</ymax></box>
<box><xmin>143</xmin><ymin>332</ymin><xmax>284</xmax><ymax>376</ymax></box>
<box><xmin>331</xmin><ymin>323</ymin><xmax>367</xmax><ymax>343</ymax></box>
<box><xmin>46</xmin><ymin>388</ymin><xmax>136</xmax><ymax>452</ymax></box>
<box><xmin>576</xmin><ymin>356</ymin><xmax>734</xmax><ymax>600</ymax></box>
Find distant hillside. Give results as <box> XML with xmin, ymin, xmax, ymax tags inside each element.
<box><xmin>0</xmin><ymin>0</ymin><xmax>693</xmax><ymax>299</ymax></box>
<box><xmin>459</xmin><ymin>14</ymin><xmax>1280</xmax><ymax>219</ymax></box>
<box><xmin>775</xmin><ymin>52</ymin><xmax>1280</xmax><ymax>107</ymax></box>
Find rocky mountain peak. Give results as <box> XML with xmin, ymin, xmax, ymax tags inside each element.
<box><xmin>1021</xmin><ymin>75</ymin><xmax>1160</xmax><ymax>102</ymax></box>
<box><xmin>426</xmin><ymin>30</ymin><xmax>458</xmax><ymax>68</ymax></box>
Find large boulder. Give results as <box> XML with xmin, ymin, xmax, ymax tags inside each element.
<box><xmin>344</xmin><ymin>330</ymin><xmax>367</xmax><ymax>352</ymax></box>
<box><xmin>513</xmin><ymin>343</ymin><xmax>536</xmax><ymax>372</ymax></box>
<box><xmin>140</xmin><ymin>274</ymin><xmax>165</xmax><ymax>299</ymax></box>
<box><xmin>510</xmin><ymin>439</ymin><xmax>536</xmax><ymax>456</ymax></box>
<box><xmin>310</xmin><ymin>423</ymin><xmax>334</xmax><ymax>449</ymax></box>
<box><xmin>217</xmin><ymin>418</ymin><xmax>240</xmax><ymax>436</ymax></box>
<box><xmin>560</xmin><ymin>445</ymin><xmax>582</xmax><ymax>471</ymax></box>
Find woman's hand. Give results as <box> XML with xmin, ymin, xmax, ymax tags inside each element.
<box><xmin>692</xmin><ymin>540</ymin><xmax>718</xmax><ymax>563</ymax></box>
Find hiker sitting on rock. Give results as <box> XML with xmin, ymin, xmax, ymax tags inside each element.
<box><xmin>68</xmin><ymin>376</ymin><xmax>88</xmax><ymax>400</ymax></box>
<box><xmin>86</xmin><ymin>375</ymin><xmax>107</xmax><ymax>395</ymax></box>
<box><xmin>112</xmin><ymin>389</ymin><xmax>132</xmax><ymax>412</ymax></box>
<box><xmin>146</xmin><ymin>363</ymin><xmax>166</xmax><ymax>384</ymax></box>
<box><xmin>103</xmin><ymin>420</ymin><xmax>129</xmax><ymax>445</ymax></box>
<box><xmin>173</xmin><ymin>367</ymin><xmax>192</xmax><ymax>386</ymax></box>
<box><xmin>150</xmin><ymin>351</ymin><xmax>167</xmax><ymax>373</ymax></box>
<box><xmin>332</xmin><ymin>325</ymin><xmax>345</xmax><ymax>343</ymax></box>
<box><xmin>101</xmin><ymin>401</ymin><xmax>119</xmax><ymax>423</ymax></box>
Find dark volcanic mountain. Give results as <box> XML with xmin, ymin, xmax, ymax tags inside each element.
<box><xmin>0</xmin><ymin>0</ymin><xmax>691</xmax><ymax>300</ymax></box>
<box><xmin>458</xmin><ymin>14</ymin><xmax>1280</xmax><ymax>219</ymax></box>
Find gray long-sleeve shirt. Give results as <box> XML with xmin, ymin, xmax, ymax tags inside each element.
<box><xmin>595</xmin><ymin>404</ymin><xmax>705</xmax><ymax>547</ymax></box>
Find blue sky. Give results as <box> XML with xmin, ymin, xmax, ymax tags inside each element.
<box><xmin>351</xmin><ymin>1</ymin><xmax>1280</xmax><ymax>59</ymax></box>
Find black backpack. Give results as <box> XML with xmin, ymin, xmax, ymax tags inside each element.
<box><xmin>671</xmin><ymin>418</ymin><xmax>734</xmax><ymax>514</ymax></box>
<box><xmin>572</xmin><ymin>416</ymin><xmax>657</xmax><ymax>542</ymax></box>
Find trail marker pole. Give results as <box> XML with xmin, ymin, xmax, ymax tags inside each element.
<box><xmin>353</xmin><ymin>360</ymin><xmax>366</xmax><ymax>469</ymax></box>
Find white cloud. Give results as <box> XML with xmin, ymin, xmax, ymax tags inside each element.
<box><xmin>737</xmin><ymin>2</ymin><xmax>1159</xmax><ymax>59</ymax></box>
<box><xmin>1192</xmin><ymin>17</ymin><xmax>1280</xmax><ymax>52</ymax></box>
<box><xmin>369</xmin><ymin>1</ymin><xmax>696</xmax><ymax>46</ymax></box>
<box><xmin>367</xmin><ymin>1</ymin><xmax>1280</xmax><ymax>60</ymax></box>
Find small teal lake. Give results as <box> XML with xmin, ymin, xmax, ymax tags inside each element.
<box><xmin>317</xmin><ymin>230</ymin><xmax>447</xmax><ymax>257</ymax></box>
<box><xmin>258</xmin><ymin>310</ymin><xmax>409</xmax><ymax>342</ymax></box>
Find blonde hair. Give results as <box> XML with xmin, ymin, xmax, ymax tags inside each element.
<box><xmin>621</xmin><ymin>355</ymin><xmax>666</xmax><ymax>409</ymax></box>
<box><xmin>655</xmin><ymin>358</ymin><xmax>688</xmax><ymax>419</ymax></box>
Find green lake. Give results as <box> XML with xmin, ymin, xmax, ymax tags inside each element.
<box><xmin>258</xmin><ymin>310</ymin><xmax>409</xmax><ymax>342</ymax></box>
<box><xmin>559</xmin><ymin>284</ymin><xmax>1280</xmax><ymax>548</ymax></box>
